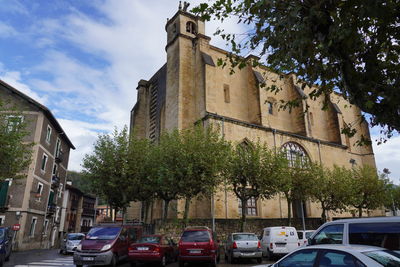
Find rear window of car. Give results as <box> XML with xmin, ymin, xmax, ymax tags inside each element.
<box><xmin>298</xmin><ymin>232</ymin><xmax>304</xmax><ymax>239</ymax></box>
<box><xmin>138</xmin><ymin>236</ymin><xmax>161</xmax><ymax>244</ymax></box>
<box><xmin>363</xmin><ymin>250</ymin><xmax>400</xmax><ymax>266</ymax></box>
<box><xmin>233</xmin><ymin>234</ymin><xmax>258</xmax><ymax>241</ymax></box>
<box><xmin>349</xmin><ymin>223</ymin><xmax>400</xmax><ymax>250</ymax></box>
<box><xmin>181</xmin><ymin>231</ymin><xmax>210</xmax><ymax>242</ymax></box>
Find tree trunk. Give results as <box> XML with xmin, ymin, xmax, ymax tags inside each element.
<box><xmin>287</xmin><ymin>199</ymin><xmax>292</xmax><ymax>226</ymax></box>
<box><xmin>122</xmin><ymin>206</ymin><xmax>127</xmax><ymax>224</ymax></box>
<box><xmin>163</xmin><ymin>200</ymin><xmax>170</xmax><ymax>223</ymax></box>
<box><xmin>183</xmin><ymin>198</ymin><xmax>191</xmax><ymax>223</ymax></box>
<box><xmin>321</xmin><ymin>203</ymin><xmax>327</xmax><ymax>223</ymax></box>
<box><xmin>240</xmin><ymin>198</ymin><xmax>247</xmax><ymax>232</ymax></box>
<box><xmin>358</xmin><ymin>207</ymin><xmax>363</xmax><ymax>217</ymax></box>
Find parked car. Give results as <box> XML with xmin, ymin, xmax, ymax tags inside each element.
<box><xmin>0</xmin><ymin>227</ymin><xmax>12</xmax><ymax>267</ymax></box>
<box><xmin>60</xmin><ymin>233</ymin><xmax>85</xmax><ymax>254</ymax></box>
<box><xmin>307</xmin><ymin>217</ymin><xmax>400</xmax><ymax>252</ymax></box>
<box><xmin>128</xmin><ymin>234</ymin><xmax>177</xmax><ymax>266</ymax></box>
<box><xmin>178</xmin><ymin>226</ymin><xmax>220</xmax><ymax>267</ymax></box>
<box><xmin>73</xmin><ymin>224</ymin><xmax>143</xmax><ymax>267</ymax></box>
<box><xmin>256</xmin><ymin>245</ymin><xmax>400</xmax><ymax>267</ymax></box>
<box><xmin>297</xmin><ymin>230</ymin><xmax>314</xmax><ymax>246</ymax></box>
<box><xmin>224</xmin><ymin>232</ymin><xmax>262</xmax><ymax>264</ymax></box>
<box><xmin>260</xmin><ymin>226</ymin><xmax>300</xmax><ymax>260</ymax></box>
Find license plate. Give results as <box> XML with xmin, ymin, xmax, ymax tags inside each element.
<box><xmin>82</xmin><ymin>257</ymin><xmax>94</xmax><ymax>261</ymax></box>
<box><xmin>189</xmin><ymin>249</ymin><xmax>201</xmax><ymax>254</ymax></box>
<box><xmin>243</xmin><ymin>252</ymin><xmax>255</xmax><ymax>255</ymax></box>
<box><xmin>137</xmin><ymin>247</ymin><xmax>149</xmax><ymax>250</ymax></box>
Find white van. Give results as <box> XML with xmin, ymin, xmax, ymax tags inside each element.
<box><xmin>308</xmin><ymin>217</ymin><xmax>400</xmax><ymax>252</ymax></box>
<box><xmin>260</xmin><ymin>226</ymin><xmax>300</xmax><ymax>260</ymax></box>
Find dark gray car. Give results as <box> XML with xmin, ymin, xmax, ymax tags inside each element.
<box><xmin>60</xmin><ymin>233</ymin><xmax>85</xmax><ymax>254</ymax></box>
<box><xmin>224</xmin><ymin>232</ymin><xmax>262</xmax><ymax>264</ymax></box>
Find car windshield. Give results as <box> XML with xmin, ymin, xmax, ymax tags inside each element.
<box><xmin>86</xmin><ymin>227</ymin><xmax>121</xmax><ymax>240</ymax></box>
<box><xmin>68</xmin><ymin>234</ymin><xmax>84</xmax><ymax>241</ymax></box>
<box><xmin>181</xmin><ymin>231</ymin><xmax>210</xmax><ymax>242</ymax></box>
<box><xmin>233</xmin><ymin>234</ymin><xmax>258</xmax><ymax>241</ymax></box>
<box><xmin>363</xmin><ymin>250</ymin><xmax>400</xmax><ymax>266</ymax></box>
<box><xmin>138</xmin><ymin>236</ymin><xmax>161</xmax><ymax>244</ymax></box>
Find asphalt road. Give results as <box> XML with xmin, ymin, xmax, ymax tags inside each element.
<box><xmin>5</xmin><ymin>249</ymin><xmax>276</xmax><ymax>267</ymax></box>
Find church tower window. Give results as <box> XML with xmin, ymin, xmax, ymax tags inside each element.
<box><xmin>186</xmin><ymin>21</ymin><xmax>196</xmax><ymax>34</ymax></box>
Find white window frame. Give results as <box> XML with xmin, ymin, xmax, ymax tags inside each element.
<box><xmin>58</xmin><ymin>183</ymin><xmax>63</xmax><ymax>198</ymax></box>
<box><xmin>52</xmin><ymin>164</ymin><xmax>58</xmax><ymax>176</ymax></box>
<box><xmin>55</xmin><ymin>138</ymin><xmax>61</xmax><ymax>157</ymax></box>
<box><xmin>5</xmin><ymin>115</ymin><xmax>24</xmax><ymax>132</ymax></box>
<box><xmin>0</xmin><ymin>215</ymin><xmax>5</xmax><ymax>226</ymax></box>
<box><xmin>41</xmin><ymin>153</ymin><xmax>48</xmax><ymax>172</ymax></box>
<box><xmin>43</xmin><ymin>219</ymin><xmax>49</xmax><ymax>236</ymax></box>
<box><xmin>55</xmin><ymin>207</ymin><xmax>60</xmax><ymax>221</ymax></box>
<box><xmin>46</xmin><ymin>125</ymin><xmax>52</xmax><ymax>143</ymax></box>
<box><xmin>29</xmin><ymin>217</ymin><xmax>37</xmax><ymax>237</ymax></box>
<box><xmin>36</xmin><ymin>182</ymin><xmax>43</xmax><ymax>201</ymax></box>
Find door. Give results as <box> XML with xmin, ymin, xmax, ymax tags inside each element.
<box><xmin>51</xmin><ymin>227</ymin><xmax>57</xmax><ymax>247</ymax></box>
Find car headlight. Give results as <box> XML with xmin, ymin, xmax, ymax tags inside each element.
<box><xmin>101</xmin><ymin>244</ymin><xmax>112</xmax><ymax>251</ymax></box>
<box><xmin>76</xmin><ymin>244</ymin><xmax>82</xmax><ymax>252</ymax></box>
<box><xmin>67</xmin><ymin>241</ymin><xmax>73</xmax><ymax>246</ymax></box>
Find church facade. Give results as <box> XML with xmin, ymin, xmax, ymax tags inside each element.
<box><xmin>130</xmin><ymin>8</ymin><xmax>381</xmax><ymax>222</ymax></box>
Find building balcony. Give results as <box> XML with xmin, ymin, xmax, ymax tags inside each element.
<box><xmin>82</xmin><ymin>208</ymin><xmax>95</xmax><ymax>217</ymax></box>
<box><xmin>47</xmin><ymin>203</ymin><xmax>56</xmax><ymax>215</ymax></box>
<box><xmin>51</xmin><ymin>175</ymin><xmax>60</xmax><ymax>188</ymax></box>
<box><xmin>55</xmin><ymin>151</ymin><xmax>64</xmax><ymax>163</ymax></box>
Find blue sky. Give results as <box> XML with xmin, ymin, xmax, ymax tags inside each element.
<box><xmin>0</xmin><ymin>0</ymin><xmax>399</xmax><ymax>184</ymax></box>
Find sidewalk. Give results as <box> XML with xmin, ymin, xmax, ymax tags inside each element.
<box><xmin>5</xmin><ymin>249</ymin><xmax>73</xmax><ymax>267</ymax></box>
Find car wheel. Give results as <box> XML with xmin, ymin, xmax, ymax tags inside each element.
<box><xmin>110</xmin><ymin>254</ymin><xmax>117</xmax><ymax>267</ymax></box>
<box><xmin>178</xmin><ymin>260</ymin><xmax>185</xmax><ymax>267</ymax></box>
<box><xmin>257</xmin><ymin>257</ymin><xmax>262</xmax><ymax>264</ymax></box>
<box><xmin>160</xmin><ymin>255</ymin><xmax>167</xmax><ymax>267</ymax></box>
<box><xmin>59</xmin><ymin>249</ymin><xmax>63</xmax><ymax>254</ymax></box>
<box><xmin>130</xmin><ymin>261</ymin><xmax>136</xmax><ymax>267</ymax></box>
<box><xmin>75</xmin><ymin>265</ymin><xmax>82</xmax><ymax>267</ymax></box>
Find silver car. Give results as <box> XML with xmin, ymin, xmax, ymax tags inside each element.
<box><xmin>224</xmin><ymin>232</ymin><xmax>262</xmax><ymax>264</ymax></box>
<box><xmin>60</xmin><ymin>233</ymin><xmax>85</xmax><ymax>254</ymax></box>
<box><xmin>255</xmin><ymin>245</ymin><xmax>400</xmax><ymax>267</ymax></box>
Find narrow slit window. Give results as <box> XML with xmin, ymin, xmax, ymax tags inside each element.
<box><xmin>224</xmin><ymin>84</ymin><xmax>230</xmax><ymax>103</ymax></box>
<box><xmin>267</xmin><ymin>101</ymin><xmax>273</xmax><ymax>115</ymax></box>
<box><xmin>41</xmin><ymin>154</ymin><xmax>48</xmax><ymax>171</ymax></box>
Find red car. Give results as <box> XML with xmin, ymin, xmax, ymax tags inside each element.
<box><xmin>128</xmin><ymin>235</ymin><xmax>178</xmax><ymax>266</ymax></box>
<box><xmin>178</xmin><ymin>226</ymin><xmax>220</xmax><ymax>267</ymax></box>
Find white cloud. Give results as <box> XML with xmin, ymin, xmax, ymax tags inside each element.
<box><xmin>0</xmin><ymin>22</ymin><xmax>17</xmax><ymax>37</ymax></box>
<box><xmin>373</xmin><ymin>135</ymin><xmax>400</xmax><ymax>185</ymax></box>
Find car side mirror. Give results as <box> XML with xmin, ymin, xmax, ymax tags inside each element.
<box><xmin>258</xmin><ymin>235</ymin><xmax>262</xmax><ymax>240</ymax></box>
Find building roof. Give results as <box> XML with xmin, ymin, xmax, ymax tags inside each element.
<box><xmin>0</xmin><ymin>79</ymin><xmax>75</xmax><ymax>149</ymax></box>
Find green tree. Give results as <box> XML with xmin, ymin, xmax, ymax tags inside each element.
<box><xmin>346</xmin><ymin>165</ymin><xmax>388</xmax><ymax>217</ymax></box>
<box><xmin>224</xmin><ymin>141</ymin><xmax>286</xmax><ymax>231</ymax></box>
<box><xmin>67</xmin><ymin>170</ymin><xmax>95</xmax><ymax>195</ymax></box>
<box><xmin>309</xmin><ymin>164</ymin><xmax>351</xmax><ymax>222</ymax></box>
<box><xmin>277</xmin><ymin>158</ymin><xmax>314</xmax><ymax>226</ymax></box>
<box><xmin>82</xmin><ymin>126</ymin><xmax>131</xmax><ymax>220</ymax></box>
<box><xmin>194</xmin><ymin>1</ymin><xmax>400</xmax><ymax>141</ymax></box>
<box><xmin>0</xmin><ymin>101</ymin><xmax>33</xmax><ymax>181</ymax></box>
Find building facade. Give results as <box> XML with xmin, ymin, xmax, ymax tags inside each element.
<box><xmin>0</xmin><ymin>80</ymin><xmax>75</xmax><ymax>250</ymax></box>
<box><xmin>130</xmin><ymin>8</ymin><xmax>381</xmax><ymax>222</ymax></box>
<box><xmin>60</xmin><ymin>183</ymin><xmax>96</xmax><ymax>234</ymax></box>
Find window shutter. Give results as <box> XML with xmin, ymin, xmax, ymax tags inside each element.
<box><xmin>0</xmin><ymin>181</ymin><xmax>9</xmax><ymax>207</ymax></box>
<box><xmin>48</xmin><ymin>191</ymin><xmax>54</xmax><ymax>205</ymax></box>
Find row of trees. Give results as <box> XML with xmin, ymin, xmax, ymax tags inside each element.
<box><xmin>82</xmin><ymin>126</ymin><xmax>398</xmax><ymax>231</ymax></box>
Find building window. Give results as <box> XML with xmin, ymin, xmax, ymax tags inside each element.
<box><xmin>238</xmin><ymin>197</ymin><xmax>257</xmax><ymax>216</ymax></box>
<box><xmin>267</xmin><ymin>101</ymin><xmax>273</xmax><ymax>115</ymax></box>
<box><xmin>55</xmin><ymin>207</ymin><xmax>60</xmax><ymax>221</ymax></box>
<box><xmin>186</xmin><ymin>21</ymin><xmax>196</xmax><ymax>34</ymax></box>
<box><xmin>37</xmin><ymin>182</ymin><xmax>43</xmax><ymax>195</ymax></box>
<box><xmin>52</xmin><ymin>164</ymin><xmax>57</xmax><ymax>176</ymax></box>
<box><xmin>0</xmin><ymin>215</ymin><xmax>5</xmax><ymax>226</ymax></box>
<box><xmin>282</xmin><ymin>142</ymin><xmax>309</xmax><ymax>167</ymax></box>
<box><xmin>44</xmin><ymin>219</ymin><xmax>49</xmax><ymax>235</ymax></box>
<box><xmin>55</xmin><ymin>139</ymin><xmax>61</xmax><ymax>157</ymax></box>
<box><xmin>309</xmin><ymin>112</ymin><xmax>314</xmax><ymax>126</ymax></box>
<box><xmin>41</xmin><ymin>154</ymin><xmax>48</xmax><ymax>172</ymax></box>
<box><xmin>5</xmin><ymin>115</ymin><xmax>23</xmax><ymax>132</ymax></box>
<box><xmin>46</xmin><ymin>125</ymin><xmax>52</xmax><ymax>143</ymax></box>
<box><xmin>223</xmin><ymin>84</ymin><xmax>230</xmax><ymax>103</ymax></box>
<box><xmin>29</xmin><ymin>217</ymin><xmax>37</xmax><ymax>237</ymax></box>
<box><xmin>58</xmin><ymin>183</ymin><xmax>63</xmax><ymax>198</ymax></box>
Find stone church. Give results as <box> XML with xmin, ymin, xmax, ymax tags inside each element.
<box><xmin>129</xmin><ymin>7</ymin><xmax>382</xmax><ymax>222</ymax></box>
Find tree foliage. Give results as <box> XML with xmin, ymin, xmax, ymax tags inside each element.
<box><xmin>193</xmin><ymin>0</ymin><xmax>400</xmax><ymax>141</ymax></box>
<box><xmin>0</xmin><ymin>101</ymin><xmax>33</xmax><ymax>181</ymax></box>
<box><xmin>224</xmin><ymin>141</ymin><xmax>286</xmax><ymax>231</ymax></box>
<box><xmin>309</xmin><ymin>164</ymin><xmax>352</xmax><ymax>222</ymax></box>
<box><xmin>82</xmin><ymin>127</ymin><xmax>131</xmax><ymax>217</ymax></box>
<box><xmin>346</xmin><ymin>165</ymin><xmax>388</xmax><ymax>217</ymax></box>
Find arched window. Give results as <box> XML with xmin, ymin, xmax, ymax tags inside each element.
<box><xmin>282</xmin><ymin>142</ymin><xmax>309</xmax><ymax>167</ymax></box>
<box><xmin>186</xmin><ymin>21</ymin><xmax>197</xmax><ymax>34</ymax></box>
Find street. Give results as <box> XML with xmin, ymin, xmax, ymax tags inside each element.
<box><xmin>5</xmin><ymin>249</ymin><xmax>276</xmax><ymax>267</ymax></box>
